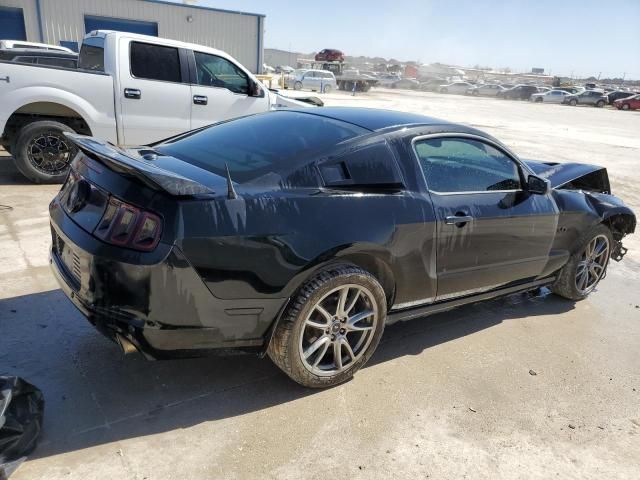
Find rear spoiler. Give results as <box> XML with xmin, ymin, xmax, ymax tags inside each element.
<box><xmin>65</xmin><ymin>133</ymin><xmax>214</xmax><ymax>196</ymax></box>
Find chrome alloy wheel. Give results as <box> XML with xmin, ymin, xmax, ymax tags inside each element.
<box><xmin>575</xmin><ymin>234</ymin><xmax>610</xmax><ymax>294</ymax></box>
<box><xmin>27</xmin><ymin>132</ymin><xmax>76</xmax><ymax>175</ymax></box>
<box><xmin>299</xmin><ymin>284</ymin><xmax>378</xmax><ymax>376</ymax></box>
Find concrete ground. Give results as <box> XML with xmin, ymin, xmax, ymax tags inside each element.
<box><xmin>1</xmin><ymin>90</ymin><xmax>639</xmax><ymax>479</ymax></box>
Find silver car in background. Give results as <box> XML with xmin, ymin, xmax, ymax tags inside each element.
<box><xmin>466</xmin><ymin>84</ymin><xmax>506</xmax><ymax>96</ymax></box>
<box><xmin>287</xmin><ymin>69</ymin><xmax>337</xmax><ymax>93</ymax></box>
<box><xmin>439</xmin><ymin>81</ymin><xmax>473</xmax><ymax>94</ymax></box>
<box><xmin>530</xmin><ymin>89</ymin><xmax>572</xmax><ymax>103</ymax></box>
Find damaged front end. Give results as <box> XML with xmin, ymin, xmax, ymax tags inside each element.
<box><xmin>525</xmin><ymin>159</ymin><xmax>636</xmax><ymax>262</ymax></box>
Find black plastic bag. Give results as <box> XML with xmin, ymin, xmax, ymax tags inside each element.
<box><xmin>0</xmin><ymin>377</ymin><xmax>45</xmax><ymax>478</ymax></box>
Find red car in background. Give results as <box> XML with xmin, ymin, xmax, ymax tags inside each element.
<box><xmin>315</xmin><ymin>49</ymin><xmax>344</xmax><ymax>62</ymax></box>
<box><xmin>614</xmin><ymin>94</ymin><xmax>640</xmax><ymax>110</ymax></box>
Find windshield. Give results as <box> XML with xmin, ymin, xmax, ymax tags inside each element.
<box><xmin>155</xmin><ymin>111</ymin><xmax>367</xmax><ymax>184</ymax></box>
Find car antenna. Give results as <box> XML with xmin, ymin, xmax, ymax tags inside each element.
<box><xmin>225</xmin><ymin>163</ymin><xmax>238</xmax><ymax>200</ymax></box>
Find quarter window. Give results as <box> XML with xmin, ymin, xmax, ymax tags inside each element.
<box><xmin>130</xmin><ymin>42</ymin><xmax>181</xmax><ymax>83</ymax></box>
<box><xmin>194</xmin><ymin>52</ymin><xmax>249</xmax><ymax>94</ymax></box>
<box><xmin>414</xmin><ymin>137</ymin><xmax>521</xmax><ymax>193</ymax></box>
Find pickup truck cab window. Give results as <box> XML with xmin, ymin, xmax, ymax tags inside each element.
<box><xmin>78</xmin><ymin>36</ymin><xmax>104</xmax><ymax>71</ymax></box>
<box><xmin>193</xmin><ymin>51</ymin><xmax>248</xmax><ymax>94</ymax></box>
<box><xmin>414</xmin><ymin>137</ymin><xmax>521</xmax><ymax>193</ymax></box>
<box><xmin>130</xmin><ymin>42</ymin><xmax>181</xmax><ymax>83</ymax></box>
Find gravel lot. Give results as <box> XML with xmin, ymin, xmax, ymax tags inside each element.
<box><xmin>1</xmin><ymin>89</ymin><xmax>639</xmax><ymax>479</ymax></box>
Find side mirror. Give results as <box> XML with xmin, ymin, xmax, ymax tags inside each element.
<box><xmin>249</xmin><ymin>80</ymin><xmax>264</xmax><ymax>98</ymax></box>
<box><xmin>527</xmin><ymin>175</ymin><xmax>550</xmax><ymax>195</ymax></box>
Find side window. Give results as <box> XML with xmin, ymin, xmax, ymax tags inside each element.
<box><xmin>414</xmin><ymin>137</ymin><xmax>521</xmax><ymax>193</ymax></box>
<box><xmin>12</xmin><ymin>56</ymin><xmax>36</xmax><ymax>64</ymax></box>
<box><xmin>130</xmin><ymin>42</ymin><xmax>181</xmax><ymax>83</ymax></box>
<box><xmin>194</xmin><ymin>51</ymin><xmax>249</xmax><ymax>94</ymax></box>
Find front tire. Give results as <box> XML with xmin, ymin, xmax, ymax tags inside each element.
<box><xmin>596</xmin><ymin>100</ymin><xmax>605</xmax><ymax>108</ymax></box>
<box><xmin>569</xmin><ymin>99</ymin><xmax>578</xmax><ymax>106</ymax></box>
<box><xmin>268</xmin><ymin>264</ymin><xmax>387</xmax><ymax>388</ymax></box>
<box><xmin>13</xmin><ymin>120</ymin><xmax>77</xmax><ymax>184</ymax></box>
<box><xmin>621</xmin><ymin>103</ymin><xmax>630</xmax><ymax>110</ymax></box>
<box><xmin>294</xmin><ymin>81</ymin><xmax>303</xmax><ymax>90</ymax></box>
<box><xmin>551</xmin><ymin>224</ymin><xmax>613</xmax><ymax>301</ymax></box>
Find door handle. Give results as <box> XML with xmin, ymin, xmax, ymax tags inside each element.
<box><xmin>445</xmin><ymin>214</ymin><xmax>474</xmax><ymax>226</ymax></box>
<box><xmin>193</xmin><ymin>95</ymin><xmax>208</xmax><ymax>105</ymax></box>
<box><xmin>124</xmin><ymin>88</ymin><xmax>141</xmax><ymax>99</ymax></box>
<box><xmin>0</xmin><ymin>76</ymin><xmax>9</xmax><ymax>83</ymax></box>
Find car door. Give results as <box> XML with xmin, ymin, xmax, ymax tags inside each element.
<box><xmin>190</xmin><ymin>50</ymin><xmax>269</xmax><ymax>130</ymax></box>
<box><xmin>118</xmin><ymin>39</ymin><xmax>192</xmax><ymax>145</ymax></box>
<box><xmin>413</xmin><ymin>135</ymin><xmax>558</xmax><ymax>300</ymax></box>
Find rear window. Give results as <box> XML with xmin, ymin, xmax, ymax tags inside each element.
<box><xmin>78</xmin><ymin>36</ymin><xmax>104</xmax><ymax>71</ymax></box>
<box><xmin>155</xmin><ymin>112</ymin><xmax>368</xmax><ymax>184</ymax></box>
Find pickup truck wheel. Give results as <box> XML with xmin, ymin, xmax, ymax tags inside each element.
<box><xmin>551</xmin><ymin>224</ymin><xmax>613</xmax><ymax>301</ymax></box>
<box><xmin>268</xmin><ymin>264</ymin><xmax>386</xmax><ymax>388</ymax></box>
<box><xmin>14</xmin><ymin>121</ymin><xmax>77</xmax><ymax>184</ymax></box>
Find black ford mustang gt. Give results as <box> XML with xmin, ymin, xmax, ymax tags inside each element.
<box><xmin>49</xmin><ymin>107</ymin><xmax>636</xmax><ymax>388</ymax></box>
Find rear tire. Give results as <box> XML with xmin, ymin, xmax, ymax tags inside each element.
<box><xmin>268</xmin><ymin>264</ymin><xmax>387</xmax><ymax>388</ymax></box>
<box><xmin>13</xmin><ymin>120</ymin><xmax>78</xmax><ymax>184</ymax></box>
<box><xmin>323</xmin><ymin>84</ymin><xmax>332</xmax><ymax>93</ymax></box>
<box><xmin>551</xmin><ymin>224</ymin><xmax>613</xmax><ymax>301</ymax></box>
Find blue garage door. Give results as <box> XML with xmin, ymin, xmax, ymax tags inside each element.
<box><xmin>0</xmin><ymin>7</ymin><xmax>27</xmax><ymax>40</ymax></box>
<box><xmin>84</xmin><ymin>15</ymin><xmax>158</xmax><ymax>36</ymax></box>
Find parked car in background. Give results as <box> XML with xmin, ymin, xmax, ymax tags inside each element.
<box><xmin>563</xmin><ymin>90</ymin><xmax>608</xmax><ymax>107</ymax></box>
<box><xmin>613</xmin><ymin>94</ymin><xmax>640</xmax><ymax>110</ymax></box>
<box><xmin>0</xmin><ymin>39</ymin><xmax>74</xmax><ymax>53</ymax></box>
<box><xmin>537</xmin><ymin>86</ymin><xmax>551</xmax><ymax>93</ymax></box>
<box><xmin>607</xmin><ymin>90</ymin><xmax>635</xmax><ymax>105</ymax></box>
<box><xmin>439</xmin><ymin>81</ymin><xmax>473</xmax><ymax>94</ymax></box>
<box><xmin>375</xmin><ymin>73</ymin><xmax>401</xmax><ymax>87</ymax></box>
<box><xmin>289</xmin><ymin>69</ymin><xmax>337</xmax><ymax>93</ymax></box>
<box><xmin>555</xmin><ymin>86</ymin><xmax>584</xmax><ymax>94</ymax></box>
<box><xmin>530</xmin><ymin>89</ymin><xmax>572</xmax><ymax>103</ymax></box>
<box><xmin>0</xmin><ymin>48</ymin><xmax>78</xmax><ymax>68</ymax></box>
<box><xmin>0</xmin><ymin>30</ymin><xmax>313</xmax><ymax>184</ymax></box>
<box><xmin>498</xmin><ymin>85</ymin><xmax>539</xmax><ymax>100</ymax></box>
<box><xmin>418</xmin><ymin>78</ymin><xmax>446</xmax><ymax>91</ymax></box>
<box><xmin>276</xmin><ymin>65</ymin><xmax>294</xmax><ymax>74</ymax></box>
<box><xmin>263</xmin><ymin>64</ymin><xmax>275</xmax><ymax>74</ymax></box>
<box><xmin>315</xmin><ymin>49</ymin><xmax>344</xmax><ymax>62</ymax></box>
<box><xmin>392</xmin><ymin>78</ymin><xmax>420</xmax><ymax>89</ymax></box>
<box><xmin>49</xmin><ymin>107</ymin><xmax>635</xmax><ymax>388</ymax></box>
<box><xmin>500</xmin><ymin>83</ymin><xmax>515</xmax><ymax>89</ymax></box>
<box><xmin>466</xmin><ymin>84</ymin><xmax>505</xmax><ymax>96</ymax></box>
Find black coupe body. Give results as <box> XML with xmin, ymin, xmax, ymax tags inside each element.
<box><xmin>49</xmin><ymin>108</ymin><xmax>635</xmax><ymax>387</ymax></box>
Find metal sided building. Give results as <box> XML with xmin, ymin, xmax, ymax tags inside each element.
<box><xmin>0</xmin><ymin>0</ymin><xmax>265</xmax><ymax>72</ymax></box>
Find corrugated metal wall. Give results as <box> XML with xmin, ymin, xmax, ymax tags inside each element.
<box><xmin>0</xmin><ymin>0</ymin><xmax>40</xmax><ymax>40</ymax></box>
<box><xmin>0</xmin><ymin>0</ymin><xmax>263</xmax><ymax>72</ymax></box>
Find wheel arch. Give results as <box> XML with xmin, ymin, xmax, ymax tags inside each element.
<box><xmin>602</xmin><ymin>212</ymin><xmax>636</xmax><ymax>240</ymax></box>
<box><xmin>3</xmin><ymin>101</ymin><xmax>93</xmax><ymax>146</ymax></box>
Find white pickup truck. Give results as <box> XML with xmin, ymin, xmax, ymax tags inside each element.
<box><xmin>0</xmin><ymin>30</ymin><xmax>312</xmax><ymax>183</ymax></box>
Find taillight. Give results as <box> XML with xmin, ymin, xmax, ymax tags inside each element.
<box><xmin>93</xmin><ymin>197</ymin><xmax>162</xmax><ymax>252</ymax></box>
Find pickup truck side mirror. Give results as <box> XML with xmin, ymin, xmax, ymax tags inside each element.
<box><xmin>527</xmin><ymin>174</ymin><xmax>550</xmax><ymax>195</ymax></box>
<box><xmin>249</xmin><ymin>80</ymin><xmax>264</xmax><ymax>98</ymax></box>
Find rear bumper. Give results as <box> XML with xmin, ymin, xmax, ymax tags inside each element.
<box><xmin>49</xmin><ymin>202</ymin><xmax>284</xmax><ymax>359</ymax></box>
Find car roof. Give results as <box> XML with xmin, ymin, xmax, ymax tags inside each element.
<box><xmin>288</xmin><ymin>107</ymin><xmax>450</xmax><ymax>132</ymax></box>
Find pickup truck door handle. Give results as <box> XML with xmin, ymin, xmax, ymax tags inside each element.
<box><xmin>0</xmin><ymin>76</ymin><xmax>9</xmax><ymax>83</ymax></box>
<box><xmin>445</xmin><ymin>214</ymin><xmax>474</xmax><ymax>226</ymax></box>
<box><xmin>124</xmin><ymin>88</ymin><xmax>141</xmax><ymax>99</ymax></box>
<box><xmin>193</xmin><ymin>95</ymin><xmax>208</xmax><ymax>105</ymax></box>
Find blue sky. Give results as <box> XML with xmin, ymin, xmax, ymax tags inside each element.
<box><xmin>173</xmin><ymin>0</ymin><xmax>640</xmax><ymax>79</ymax></box>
